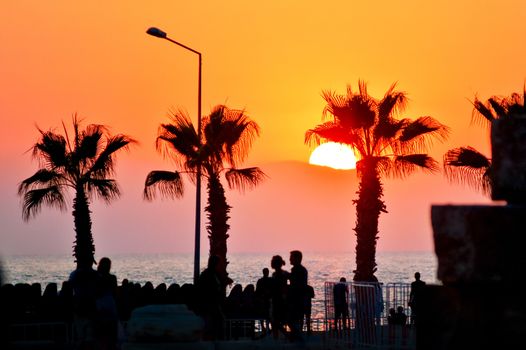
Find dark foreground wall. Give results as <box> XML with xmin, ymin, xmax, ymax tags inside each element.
<box><xmin>417</xmin><ymin>205</ymin><xmax>526</xmax><ymax>350</ymax></box>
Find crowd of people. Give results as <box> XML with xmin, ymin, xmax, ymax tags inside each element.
<box><xmin>0</xmin><ymin>253</ymin><xmax>426</xmax><ymax>349</ymax></box>
<box><xmin>196</xmin><ymin>250</ymin><xmax>315</xmax><ymax>342</ymax></box>
<box><xmin>0</xmin><ymin>250</ymin><xmax>317</xmax><ymax>348</ymax></box>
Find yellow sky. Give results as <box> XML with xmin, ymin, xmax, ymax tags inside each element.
<box><xmin>1</xmin><ymin>1</ymin><xmax>525</xmax><ymax>256</ymax></box>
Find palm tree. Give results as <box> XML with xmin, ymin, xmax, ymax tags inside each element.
<box><xmin>18</xmin><ymin>115</ymin><xmax>135</xmax><ymax>269</ymax></box>
<box><xmin>305</xmin><ymin>81</ymin><xmax>449</xmax><ymax>282</ymax></box>
<box><xmin>144</xmin><ymin>105</ymin><xmax>266</xmax><ymax>286</ymax></box>
<box><xmin>444</xmin><ymin>87</ymin><xmax>526</xmax><ymax>195</ymax></box>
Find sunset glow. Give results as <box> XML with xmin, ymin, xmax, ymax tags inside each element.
<box><xmin>0</xmin><ymin>1</ymin><xmax>522</xmax><ymax>256</ymax></box>
<box><xmin>309</xmin><ymin>143</ymin><xmax>357</xmax><ymax>170</ymax></box>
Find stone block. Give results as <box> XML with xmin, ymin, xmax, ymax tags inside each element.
<box><xmin>417</xmin><ymin>284</ymin><xmax>526</xmax><ymax>350</ymax></box>
<box><xmin>491</xmin><ymin>115</ymin><xmax>526</xmax><ymax>203</ymax></box>
<box><xmin>431</xmin><ymin>205</ymin><xmax>526</xmax><ymax>284</ymax></box>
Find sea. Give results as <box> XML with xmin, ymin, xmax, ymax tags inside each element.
<box><xmin>1</xmin><ymin>251</ymin><xmax>438</xmax><ymax>318</ymax></box>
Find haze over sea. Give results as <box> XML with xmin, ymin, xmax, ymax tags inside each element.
<box><xmin>2</xmin><ymin>251</ymin><xmax>437</xmax><ymax>318</ymax></box>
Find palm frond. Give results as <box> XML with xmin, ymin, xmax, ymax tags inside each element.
<box><xmin>471</xmin><ymin>97</ymin><xmax>496</xmax><ymax>126</ymax></box>
<box><xmin>156</xmin><ymin>110</ymin><xmax>200</xmax><ymax>170</ymax></box>
<box><xmin>321</xmin><ymin>90</ymin><xmax>349</xmax><ymax>121</ymax></box>
<box><xmin>225</xmin><ymin>167</ymin><xmax>267</xmax><ymax>192</ymax></box>
<box><xmin>322</xmin><ymin>87</ymin><xmax>376</xmax><ymax>129</ymax></box>
<box><xmin>32</xmin><ymin>130</ymin><xmax>68</xmax><ymax>168</ymax></box>
<box><xmin>390</xmin><ymin>154</ymin><xmax>440</xmax><ymax>178</ymax></box>
<box><xmin>305</xmin><ymin>122</ymin><xmax>366</xmax><ymax>156</ymax></box>
<box><xmin>76</xmin><ymin>124</ymin><xmax>105</xmax><ymax>160</ymax></box>
<box><xmin>443</xmin><ymin>146</ymin><xmax>491</xmax><ymax>194</ymax></box>
<box><xmin>377</xmin><ymin>83</ymin><xmax>407</xmax><ymax>122</ymax></box>
<box><xmin>18</xmin><ymin>169</ymin><xmax>66</xmax><ymax>194</ymax></box>
<box><xmin>487</xmin><ymin>97</ymin><xmax>507</xmax><ymax>119</ymax></box>
<box><xmin>89</xmin><ymin>134</ymin><xmax>136</xmax><ymax>177</ymax></box>
<box><xmin>226</xmin><ymin>111</ymin><xmax>260</xmax><ymax>167</ymax></box>
<box><xmin>506</xmin><ymin>89</ymin><xmax>526</xmax><ymax>116</ymax></box>
<box><xmin>398</xmin><ymin>116</ymin><xmax>449</xmax><ymax>153</ymax></box>
<box><xmin>21</xmin><ymin>186</ymin><xmax>67</xmax><ymax>221</ymax></box>
<box><xmin>143</xmin><ymin>170</ymin><xmax>184</xmax><ymax>201</ymax></box>
<box><xmin>87</xmin><ymin>179</ymin><xmax>121</xmax><ymax>203</ymax></box>
<box><xmin>373</xmin><ymin>118</ymin><xmax>407</xmax><ymax>152</ymax></box>
<box><xmin>203</xmin><ymin>105</ymin><xmax>260</xmax><ymax>168</ymax></box>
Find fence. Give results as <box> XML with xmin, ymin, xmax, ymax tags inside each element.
<box><xmin>5</xmin><ymin>282</ymin><xmax>415</xmax><ymax>348</ymax></box>
<box><xmin>324</xmin><ymin>281</ymin><xmax>416</xmax><ymax>348</ymax></box>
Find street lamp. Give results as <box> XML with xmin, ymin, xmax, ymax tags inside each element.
<box><xmin>146</xmin><ymin>26</ymin><xmax>202</xmax><ymax>284</ymax></box>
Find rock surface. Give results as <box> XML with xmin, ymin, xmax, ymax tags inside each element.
<box><xmin>431</xmin><ymin>204</ymin><xmax>526</xmax><ymax>284</ymax></box>
<box><xmin>491</xmin><ymin>115</ymin><xmax>526</xmax><ymax>203</ymax></box>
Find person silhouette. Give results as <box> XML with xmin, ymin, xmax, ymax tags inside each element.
<box><xmin>395</xmin><ymin>306</ymin><xmax>407</xmax><ymax>325</ymax></box>
<box><xmin>69</xmin><ymin>261</ymin><xmax>101</xmax><ymax>350</ymax></box>
<box><xmin>387</xmin><ymin>308</ymin><xmax>396</xmax><ymax>325</ymax></box>
<box><xmin>95</xmin><ymin>257</ymin><xmax>118</xmax><ymax>350</ymax></box>
<box><xmin>197</xmin><ymin>255</ymin><xmax>225</xmax><ymax>340</ymax></box>
<box><xmin>255</xmin><ymin>268</ymin><xmax>272</xmax><ymax>336</ymax></box>
<box><xmin>333</xmin><ymin>277</ymin><xmax>349</xmax><ymax>331</ymax></box>
<box><xmin>288</xmin><ymin>250</ymin><xmax>308</xmax><ymax>340</ymax></box>
<box><xmin>270</xmin><ymin>255</ymin><xmax>289</xmax><ymax>339</ymax></box>
<box><xmin>409</xmin><ymin>272</ymin><xmax>426</xmax><ymax>325</ymax></box>
<box><xmin>304</xmin><ymin>285</ymin><xmax>315</xmax><ymax>336</ymax></box>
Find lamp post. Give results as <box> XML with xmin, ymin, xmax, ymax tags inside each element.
<box><xmin>146</xmin><ymin>27</ymin><xmax>202</xmax><ymax>284</ymax></box>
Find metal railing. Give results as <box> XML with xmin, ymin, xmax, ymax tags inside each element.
<box><xmin>324</xmin><ymin>281</ymin><xmax>416</xmax><ymax>348</ymax></box>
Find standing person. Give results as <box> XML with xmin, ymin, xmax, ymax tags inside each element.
<box><xmin>373</xmin><ymin>278</ymin><xmax>384</xmax><ymax>325</ymax></box>
<box><xmin>333</xmin><ymin>277</ymin><xmax>349</xmax><ymax>332</ymax></box>
<box><xmin>288</xmin><ymin>250</ymin><xmax>308</xmax><ymax>340</ymax></box>
<box><xmin>197</xmin><ymin>255</ymin><xmax>225</xmax><ymax>340</ymax></box>
<box><xmin>96</xmin><ymin>257</ymin><xmax>119</xmax><ymax>350</ymax></box>
<box><xmin>304</xmin><ymin>285</ymin><xmax>315</xmax><ymax>336</ymax></box>
<box><xmin>255</xmin><ymin>268</ymin><xmax>272</xmax><ymax>336</ymax></box>
<box><xmin>409</xmin><ymin>272</ymin><xmax>426</xmax><ymax>325</ymax></box>
<box><xmin>69</xmin><ymin>262</ymin><xmax>101</xmax><ymax>350</ymax></box>
<box><xmin>270</xmin><ymin>255</ymin><xmax>289</xmax><ymax>339</ymax></box>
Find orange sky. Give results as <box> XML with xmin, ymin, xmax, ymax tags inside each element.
<box><xmin>1</xmin><ymin>1</ymin><xmax>525</xmax><ymax>257</ymax></box>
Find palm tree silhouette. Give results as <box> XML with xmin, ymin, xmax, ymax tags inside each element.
<box><xmin>306</xmin><ymin>81</ymin><xmax>448</xmax><ymax>282</ymax></box>
<box><xmin>444</xmin><ymin>87</ymin><xmax>526</xmax><ymax>195</ymax></box>
<box><xmin>18</xmin><ymin>115</ymin><xmax>136</xmax><ymax>269</ymax></box>
<box><xmin>144</xmin><ymin>105</ymin><xmax>266</xmax><ymax>286</ymax></box>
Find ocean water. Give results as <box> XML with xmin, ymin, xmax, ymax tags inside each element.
<box><xmin>1</xmin><ymin>251</ymin><xmax>438</xmax><ymax>318</ymax></box>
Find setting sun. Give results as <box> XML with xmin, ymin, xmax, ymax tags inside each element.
<box><xmin>309</xmin><ymin>142</ymin><xmax>357</xmax><ymax>170</ymax></box>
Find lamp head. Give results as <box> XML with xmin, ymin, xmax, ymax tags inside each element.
<box><xmin>146</xmin><ymin>27</ymin><xmax>167</xmax><ymax>39</ymax></box>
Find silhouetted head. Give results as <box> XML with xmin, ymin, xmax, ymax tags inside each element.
<box><xmin>340</xmin><ymin>277</ymin><xmax>346</xmax><ymax>283</ymax></box>
<box><xmin>397</xmin><ymin>306</ymin><xmax>404</xmax><ymax>314</ymax></box>
<box><xmin>263</xmin><ymin>268</ymin><xmax>269</xmax><ymax>277</ymax></box>
<box><xmin>289</xmin><ymin>250</ymin><xmax>303</xmax><ymax>266</ymax></box>
<box><xmin>208</xmin><ymin>255</ymin><xmax>220</xmax><ymax>270</ymax></box>
<box><xmin>271</xmin><ymin>255</ymin><xmax>285</xmax><ymax>270</ymax></box>
<box><xmin>389</xmin><ymin>308</ymin><xmax>396</xmax><ymax>316</ymax></box>
<box><xmin>97</xmin><ymin>257</ymin><xmax>112</xmax><ymax>274</ymax></box>
<box><xmin>244</xmin><ymin>284</ymin><xmax>255</xmax><ymax>294</ymax></box>
<box><xmin>230</xmin><ymin>284</ymin><xmax>242</xmax><ymax>297</ymax></box>
<box><xmin>414</xmin><ymin>272</ymin><xmax>421</xmax><ymax>281</ymax></box>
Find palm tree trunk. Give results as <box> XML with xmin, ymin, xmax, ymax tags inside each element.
<box><xmin>72</xmin><ymin>185</ymin><xmax>95</xmax><ymax>269</ymax></box>
<box><xmin>353</xmin><ymin>159</ymin><xmax>386</xmax><ymax>282</ymax></box>
<box><xmin>205</xmin><ymin>173</ymin><xmax>232</xmax><ymax>288</ymax></box>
